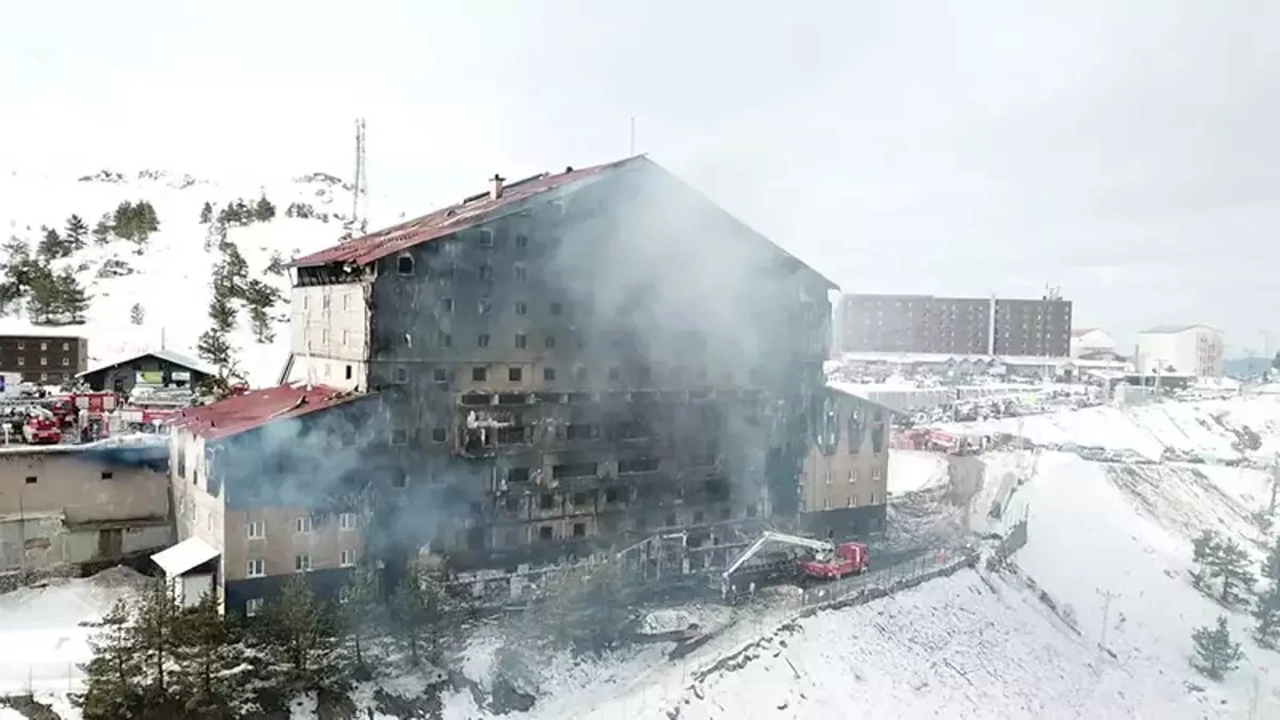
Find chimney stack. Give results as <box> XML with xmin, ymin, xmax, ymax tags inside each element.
<box><xmin>489</xmin><ymin>174</ymin><xmax>505</xmax><ymax>200</ymax></box>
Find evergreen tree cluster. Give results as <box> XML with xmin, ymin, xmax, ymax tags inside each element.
<box><xmin>1254</xmin><ymin>538</ymin><xmax>1280</xmax><ymax>648</ymax></box>
<box><xmin>93</xmin><ymin>200</ymin><xmax>160</xmax><ymax>252</ymax></box>
<box><xmin>0</xmin><ymin>235</ymin><xmax>90</xmax><ymax>325</ymax></box>
<box><xmin>1191</xmin><ymin>615</ymin><xmax>1243</xmax><ymax>680</ymax></box>
<box><xmin>79</xmin><ymin>563</ymin><xmax>469</xmax><ymax>719</ymax></box>
<box><xmin>284</xmin><ymin>202</ymin><xmax>331</xmax><ymax>222</ymax></box>
<box><xmin>1190</xmin><ymin>529</ymin><xmax>1254</xmax><ymax>606</ymax></box>
<box><xmin>197</xmin><ymin>238</ymin><xmax>284</xmax><ymax>380</ymax></box>
<box><xmin>200</xmin><ymin>195</ymin><xmax>276</xmax><ymax>228</ymax></box>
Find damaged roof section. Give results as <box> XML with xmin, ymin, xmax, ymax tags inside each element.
<box><xmin>290</xmin><ymin>157</ymin><xmax>636</xmax><ymax>268</ymax></box>
<box><xmin>173</xmin><ymin>383</ymin><xmax>365</xmax><ymax>441</ymax></box>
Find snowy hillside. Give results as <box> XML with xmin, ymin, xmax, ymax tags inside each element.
<box><xmin>0</xmin><ymin>168</ymin><xmax>359</xmax><ymax>387</ymax></box>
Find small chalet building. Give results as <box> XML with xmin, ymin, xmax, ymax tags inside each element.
<box><xmin>167</xmin><ymin>384</ymin><xmax>378</xmax><ymax>615</ymax></box>
<box><xmin>77</xmin><ymin>349</ymin><xmax>215</xmax><ymax>394</ymax></box>
<box><xmin>797</xmin><ymin>386</ymin><xmax>892</xmax><ymax>540</ymax></box>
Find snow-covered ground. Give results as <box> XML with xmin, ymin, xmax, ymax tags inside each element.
<box><xmin>0</xmin><ymin>169</ymin><xmax>361</xmax><ymax>387</ymax></box>
<box><xmin>888</xmin><ymin>450</ymin><xmax>949</xmax><ymax>494</ymax></box>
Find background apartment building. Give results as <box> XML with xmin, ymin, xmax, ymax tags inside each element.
<box><xmin>1134</xmin><ymin>325</ymin><xmax>1225</xmax><ymax>378</ymax></box>
<box><xmin>0</xmin><ymin>334</ymin><xmax>88</xmax><ymax>385</ymax></box>
<box><xmin>834</xmin><ymin>292</ymin><xmax>1073</xmax><ymax>357</ymax></box>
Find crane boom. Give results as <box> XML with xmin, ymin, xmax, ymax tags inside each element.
<box><xmin>721</xmin><ymin>530</ymin><xmax>835</xmax><ymax>582</ymax></box>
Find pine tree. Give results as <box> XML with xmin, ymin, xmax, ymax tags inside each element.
<box><xmin>92</xmin><ymin>213</ymin><xmax>113</xmax><ymax>245</ymax></box>
<box><xmin>208</xmin><ymin>285</ymin><xmax>238</xmax><ymax>335</ymax></box>
<box><xmin>392</xmin><ymin>562</ymin><xmax>453</xmax><ymax>667</ymax></box>
<box><xmin>1254</xmin><ymin>584</ymin><xmax>1280</xmax><ymax>648</ymax></box>
<box><xmin>25</xmin><ymin>262</ymin><xmax>59</xmax><ymax>325</ymax></box>
<box><xmin>130</xmin><ymin>579</ymin><xmax>183</xmax><ymax>713</ymax></box>
<box><xmin>264</xmin><ymin>251</ymin><xmax>287</xmax><ymax>276</ymax></box>
<box><xmin>243</xmin><ymin>279</ymin><xmax>281</xmax><ymax>343</ymax></box>
<box><xmin>197</xmin><ymin>327</ymin><xmax>233</xmax><ymax>369</ymax></box>
<box><xmin>199</xmin><ymin>201</ymin><xmax>214</xmax><ymax>224</ymax></box>
<box><xmin>65</xmin><ymin>214</ymin><xmax>89</xmax><ymax>251</ymax></box>
<box><xmin>38</xmin><ymin>225</ymin><xmax>67</xmax><ymax>260</ymax></box>
<box><xmin>253</xmin><ymin>575</ymin><xmax>350</xmax><ymax>712</ymax></box>
<box><xmin>1192</xmin><ymin>529</ymin><xmax>1222</xmax><ymax>591</ymax></box>
<box><xmin>55</xmin><ymin>268</ymin><xmax>90</xmax><ymax>324</ymax></box>
<box><xmin>253</xmin><ymin>194</ymin><xmax>276</xmax><ymax>222</ymax></box>
<box><xmin>130</xmin><ymin>303</ymin><xmax>145</xmax><ymax>325</ymax></box>
<box><xmin>172</xmin><ymin>593</ymin><xmax>253</xmax><ymax>718</ymax></box>
<box><xmin>1191</xmin><ymin>615</ymin><xmax>1242</xmax><ymax>679</ymax></box>
<box><xmin>1213</xmin><ymin>538</ymin><xmax>1254</xmax><ymax>606</ymax></box>
<box><xmin>77</xmin><ymin>599</ymin><xmax>145</xmax><ymax>719</ymax></box>
<box><xmin>339</xmin><ymin>562</ymin><xmax>383</xmax><ymax>673</ymax></box>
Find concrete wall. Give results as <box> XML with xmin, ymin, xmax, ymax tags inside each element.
<box><xmin>290</xmin><ymin>283</ymin><xmax>369</xmax><ymax>391</ymax></box>
<box><xmin>0</xmin><ymin>449</ymin><xmax>168</xmax><ymax>523</ymax></box>
<box><xmin>0</xmin><ymin>515</ymin><xmax>169</xmax><ymax>571</ymax></box>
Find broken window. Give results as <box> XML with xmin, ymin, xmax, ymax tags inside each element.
<box><xmin>497</xmin><ymin>426</ymin><xmax>527</xmax><ymax>444</ymax></box>
<box><xmin>545</xmin><ymin>334</ymin><xmax>555</xmax><ymax>349</ymax></box>
<box><xmin>550</xmin><ymin>302</ymin><xmax>563</xmax><ymax>316</ymax></box>
<box><xmin>553</xmin><ymin>462</ymin><xmax>597</xmax><ymax>479</ymax></box>
<box><xmin>871</xmin><ymin>425</ymin><xmax>884</xmax><ymax>454</ymax></box>
<box><xmin>100</xmin><ymin>471</ymin><xmax>113</xmax><ymax>480</ymax></box>
<box><xmin>392</xmin><ymin>472</ymin><xmax>407</xmax><ymax>488</ymax></box>
<box><xmin>566</xmin><ymin>423</ymin><xmax>595</xmax><ymax>440</ymax></box>
<box><xmin>515</xmin><ymin>234</ymin><xmax>529</xmax><ymax>248</ymax></box>
<box><xmin>540</xmin><ymin>493</ymin><xmax>555</xmax><ymax>510</ymax></box>
<box><xmin>619</xmin><ymin>458</ymin><xmax>658</xmax><ymax>474</ymax></box>
<box><xmin>397</xmin><ymin>254</ymin><xmax>414</xmax><ymax>275</ymax></box>
<box><xmin>515</xmin><ymin>301</ymin><xmax>527</xmax><ymax>315</ymax></box>
<box><xmin>509</xmin><ymin>367</ymin><xmax>523</xmax><ymax>382</ymax></box>
<box><xmin>573</xmin><ymin>522</ymin><xmax>586</xmax><ymax>538</ymax></box>
<box><xmin>607</xmin><ymin>367</ymin><xmax>620</xmax><ymax>381</ymax></box>
<box><xmin>543</xmin><ymin>367</ymin><xmax>556</xmax><ymax>382</ymax></box>
<box><xmin>505</xmin><ymin>496</ymin><xmax>520</xmax><ymax>513</ymax></box>
<box><xmin>478</xmin><ymin>300</ymin><xmax>492</xmax><ymax>315</ymax></box>
<box><xmin>572</xmin><ymin>491</ymin><xmax>588</xmax><ymax>506</ymax></box>
<box><xmin>433</xmin><ymin>367</ymin><xmax>448</xmax><ymax>384</ymax></box>
<box><xmin>514</xmin><ymin>263</ymin><xmax>526</xmax><ymax>280</ymax></box>
<box><xmin>393</xmin><ymin>366</ymin><xmax>408</xmax><ymax>384</ymax></box>
<box><xmin>345</xmin><ymin>365</ymin><xmax>353</xmax><ymax>380</ymax></box>
<box><xmin>604</xmin><ymin>487</ymin><xmax>619</xmax><ymax>503</ymax></box>
<box><xmin>472</xmin><ymin>367</ymin><xmax>487</xmax><ymax>382</ymax></box>
<box><xmin>539</xmin><ymin>525</ymin><xmax>554</xmax><ymax>541</ymax></box>
<box><xmin>478</xmin><ymin>229</ymin><xmax>494</xmax><ymax>247</ymax></box>
<box><xmin>515</xmin><ymin>334</ymin><xmax>527</xmax><ymax>349</ymax></box>
<box><xmin>441</xmin><ymin>297</ymin><xmax>454</xmax><ymax>312</ymax></box>
<box><xmin>509</xmin><ymin>467</ymin><xmax>530</xmax><ymax>483</ymax></box>
<box><xmin>390</xmin><ymin>428</ymin><xmax>408</xmax><ymax>445</ymax></box>
<box><xmin>479</xmin><ymin>264</ymin><xmax>494</xmax><ymax>281</ymax></box>
<box><xmin>24</xmin><ymin>475</ymin><xmax>36</xmax><ymax>484</ymax></box>
<box><xmin>665</xmin><ymin>513</ymin><xmax>678</xmax><ymax>528</ymax></box>
<box><xmin>478</xmin><ymin>334</ymin><xmax>490</xmax><ymax>348</ymax></box>
<box><xmin>432</xmin><ymin>427</ymin><xmax>447</xmax><ymax>442</ymax></box>
<box><xmin>439</xmin><ymin>331</ymin><xmax>452</xmax><ymax>347</ymax></box>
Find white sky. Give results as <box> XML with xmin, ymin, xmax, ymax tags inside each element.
<box><xmin>3</xmin><ymin>0</ymin><xmax>1279</xmax><ymax>354</ymax></box>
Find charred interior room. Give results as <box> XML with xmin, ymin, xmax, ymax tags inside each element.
<box><xmin>285</xmin><ymin>156</ymin><xmax>833</xmax><ymax>594</ymax></box>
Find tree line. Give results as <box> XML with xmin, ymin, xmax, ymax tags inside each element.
<box><xmin>1187</xmin><ymin>529</ymin><xmax>1280</xmax><ymax>679</ymax></box>
<box><xmin>199</xmin><ymin>195</ymin><xmax>275</xmax><ymax>228</ymax></box>
<box><xmin>196</xmin><ymin>231</ymin><xmax>285</xmax><ymax>393</ymax></box>
<box><xmin>78</xmin><ymin>561</ymin><xmax>469</xmax><ymax>720</ymax></box>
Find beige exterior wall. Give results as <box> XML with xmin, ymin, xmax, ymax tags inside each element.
<box><xmin>290</xmin><ymin>283</ymin><xmax>370</xmax><ymax>390</ymax></box>
<box><xmin>170</xmin><ymin>428</ymin><xmax>226</xmax><ymax>598</ymax></box>
<box><xmin>798</xmin><ymin>394</ymin><xmax>890</xmax><ymax>513</ymax></box>
<box><xmin>223</xmin><ymin>506</ymin><xmax>365</xmax><ymax>581</ymax></box>
<box><xmin>0</xmin><ymin>449</ymin><xmax>168</xmax><ymax>523</ymax></box>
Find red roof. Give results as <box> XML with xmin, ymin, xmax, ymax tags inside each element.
<box><xmin>291</xmin><ymin>157</ymin><xmax>640</xmax><ymax>268</ymax></box>
<box><xmin>173</xmin><ymin>384</ymin><xmax>364</xmax><ymax>441</ymax></box>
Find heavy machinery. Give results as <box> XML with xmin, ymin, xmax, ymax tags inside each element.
<box><xmin>720</xmin><ymin>530</ymin><xmax>869</xmax><ymax>598</ymax></box>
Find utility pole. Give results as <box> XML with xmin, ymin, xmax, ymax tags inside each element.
<box><xmin>1097</xmin><ymin>588</ymin><xmax>1117</xmax><ymax>646</ymax></box>
<box><xmin>629</xmin><ymin>116</ymin><xmax>636</xmax><ymax>157</ymax></box>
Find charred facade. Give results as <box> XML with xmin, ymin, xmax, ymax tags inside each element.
<box><xmin>286</xmin><ymin>158</ymin><xmax>833</xmax><ymax>581</ymax></box>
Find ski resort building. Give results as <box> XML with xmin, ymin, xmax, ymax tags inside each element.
<box><xmin>0</xmin><ymin>333</ymin><xmax>88</xmax><ymax>385</ymax></box>
<box><xmin>797</xmin><ymin>387</ymin><xmax>892</xmax><ymax>539</ymax></box>
<box><xmin>169</xmin><ymin>156</ymin><xmax>833</xmax><ymax>613</ymax></box>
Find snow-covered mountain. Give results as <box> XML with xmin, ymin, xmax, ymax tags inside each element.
<box><xmin>0</xmin><ymin>168</ymin><xmax>361</xmax><ymax>387</ymax></box>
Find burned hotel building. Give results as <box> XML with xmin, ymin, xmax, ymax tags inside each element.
<box><xmin>173</xmin><ymin>156</ymin><xmax>834</xmax><ymax>611</ymax></box>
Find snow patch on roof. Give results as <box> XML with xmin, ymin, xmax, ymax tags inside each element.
<box><xmin>151</xmin><ymin>537</ymin><xmax>219</xmax><ymax>577</ymax></box>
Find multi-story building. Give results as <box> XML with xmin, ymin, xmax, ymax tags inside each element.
<box><xmin>834</xmin><ymin>293</ymin><xmax>1073</xmax><ymax>357</ymax></box>
<box><xmin>1135</xmin><ymin>325</ymin><xmax>1224</xmax><ymax>378</ymax></box>
<box><xmin>797</xmin><ymin>387</ymin><xmax>892</xmax><ymax>540</ymax></box>
<box><xmin>173</xmin><ymin>156</ymin><xmax>834</xmax><ymax>613</ymax></box>
<box><xmin>0</xmin><ymin>333</ymin><xmax>88</xmax><ymax>385</ymax></box>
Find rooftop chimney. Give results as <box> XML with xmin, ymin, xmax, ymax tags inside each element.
<box><xmin>489</xmin><ymin>174</ymin><xmax>505</xmax><ymax>200</ymax></box>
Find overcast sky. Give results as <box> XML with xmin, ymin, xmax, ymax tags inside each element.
<box><xmin>3</xmin><ymin>0</ymin><xmax>1278</xmax><ymax>354</ymax></box>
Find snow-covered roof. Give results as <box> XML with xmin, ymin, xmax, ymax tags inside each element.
<box><xmin>151</xmin><ymin>537</ymin><xmax>219</xmax><ymax>577</ymax></box>
<box><xmin>77</xmin><ymin>348</ymin><xmax>217</xmax><ymax>378</ymax></box>
<box><xmin>1140</xmin><ymin>324</ymin><xmax>1221</xmax><ymax>335</ymax></box>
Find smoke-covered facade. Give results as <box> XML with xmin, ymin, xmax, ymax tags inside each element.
<box><xmin>284</xmin><ymin>157</ymin><xmax>832</xmax><ymax>593</ymax></box>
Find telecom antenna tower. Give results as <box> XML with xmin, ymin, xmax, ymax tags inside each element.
<box><xmin>351</xmin><ymin>117</ymin><xmax>368</xmax><ymax>233</ymax></box>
